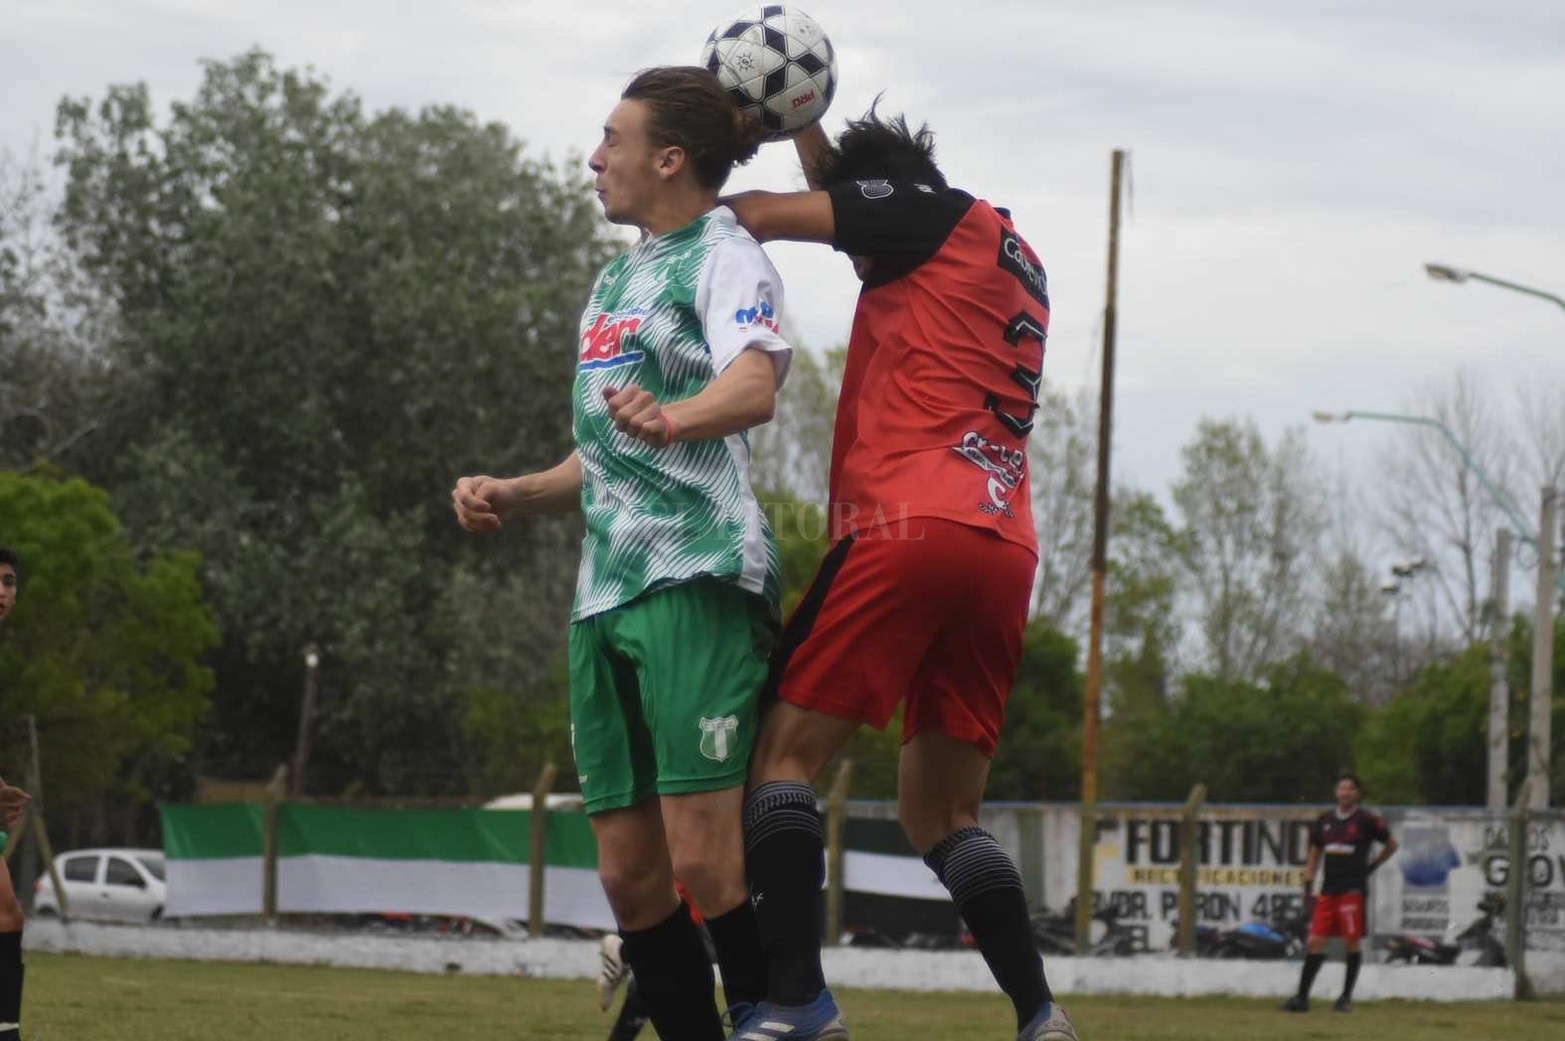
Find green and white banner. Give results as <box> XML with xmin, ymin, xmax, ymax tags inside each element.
<box><xmin>160</xmin><ymin>804</ymin><xmax>612</xmax><ymax>930</ymax></box>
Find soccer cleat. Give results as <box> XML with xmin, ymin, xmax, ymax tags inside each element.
<box><xmin>1334</xmin><ymin>995</ymin><xmax>1353</xmax><ymax>1013</ymax></box>
<box><xmin>729</xmin><ymin>988</ymin><xmax>848</xmax><ymax>1040</ymax></box>
<box><xmin>596</xmin><ymin>933</ymin><xmax>630</xmax><ymax>1011</ymax></box>
<box><xmin>1018</xmin><ymin>1002</ymin><xmax>1079</xmax><ymax>1041</ymax></box>
<box><xmin>1281</xmin><ymin>995</ymin><xmax>1309</xmax><ymax>1013</ymax></box>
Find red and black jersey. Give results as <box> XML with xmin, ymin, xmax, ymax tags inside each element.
<box><xmin>1310</xmin><ymin>807</ymin><xmax>1391</xmax><ymax>895</ymax></box>
<box><xmin>824</xmin><ymin>178</ymin><xmax>1047</xmax><ymax>553</ymax></box>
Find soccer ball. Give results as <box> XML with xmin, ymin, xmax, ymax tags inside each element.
<box><xmin>700</xmin><ymin>5</ymin><xmax>837</xmax><ymax>141</ymax></box>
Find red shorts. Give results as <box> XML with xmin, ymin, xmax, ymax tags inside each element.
<box><xmin>768</xmin><ymin>517</ymin><xmax>1036</xmax><ymax>757</ymax></box>
<box><xmin>1309</xmin><ymin>892</ymin><xmax>1365</xmax><ymax>940</ymax></box>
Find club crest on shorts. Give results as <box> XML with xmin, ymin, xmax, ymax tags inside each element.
<box><xmin>698</xmin><ymin>715</ymin><xmax>739</xmax><ymax>763</ymax></box>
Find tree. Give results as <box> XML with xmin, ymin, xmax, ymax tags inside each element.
<box><xmin>1356</xmin><ymin>643</ymin><xmax>1491</xmax><ymax>805</ymax></box>
<box><xmin>0</xmin><ymin>471</ymin><xmax>217</xmax><ymax>813</ymax></box>
<box><xmin>1105</xmin><ymin>655</ymin><xmax>1363</xmax><ymax>802</ymax></box>
<box><xmin>1376</xmin><ymin>372</ymin><xmax>1518</xmax><ymax>645</ymax></box>
<box><xmin>1028</xmin><ymin>386</ymin><xmax>1096</xmax><ymax>632</ymax></box>
<box><xmin>50</xmin><ymin>50</ymin><xmax>618</xmax><ymax>796</ymax></box>
<box><xmin>1172</xmin><ymin>418</ymin><xmax>1323</xmax><ymax>680</ymax></box>
<box><xmin>988</xmin><ymin>620</ymin><xmax>1083</xmax><ymax>801</ymax></box>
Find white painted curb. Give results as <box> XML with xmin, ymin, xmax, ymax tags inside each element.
<box><xmin>22</xmin><ymin>920</ymin><xmax>1521</xmax><ymax>1001</ymax></box>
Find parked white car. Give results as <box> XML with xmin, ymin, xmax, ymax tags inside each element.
<box><xmin>34</xmin><ymin>848</ymin><xmax>167</xmax><ymax>923</ymax></box>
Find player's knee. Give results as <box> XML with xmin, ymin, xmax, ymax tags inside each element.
<box><xmin>599</xmin><ymin>863</ymin><xmax>669</xmax><ymax>922</ymax></box>
<box><xmin>0</xmin><ymin>895</ymin><xmax>24</xmax><ymax>932</ymax></box>
<box><xmin>667</xmin><ymin>853</ymin><xmax>743</xmax><ymax>915</ymax></box>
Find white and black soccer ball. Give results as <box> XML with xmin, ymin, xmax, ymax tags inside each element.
<box><xmin>700</xmin><ymin>5</ymin><xmax>837</xmax><ymax>141</ymax></box>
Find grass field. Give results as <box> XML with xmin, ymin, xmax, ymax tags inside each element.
<box><xmin>22</xmin><ymin>951</ymin><xmax>1565</xmax><ymax>1040</ymax></box>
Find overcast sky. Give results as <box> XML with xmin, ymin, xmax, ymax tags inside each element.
<box><xmin>4</xmin><ymin>0</ymin><xmax>1563</xmax><ymax>507</ymax></box>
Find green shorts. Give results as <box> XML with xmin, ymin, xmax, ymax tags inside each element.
<box><xmin>569</xmin><ymin>578</ymin><xmax>774</xmax><ymax>815</ymax></box>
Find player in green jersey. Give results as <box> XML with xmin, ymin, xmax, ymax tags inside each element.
<box><xmin>452</xmin><ymin>67</ymin><xmax>789</xmax><ymax>1041</ymax></box>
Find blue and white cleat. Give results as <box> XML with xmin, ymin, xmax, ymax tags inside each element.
<box><xmin>1018</xmin><ymin>1002</ymin><xmax>1078</xmax><ymax>1041</ymax></box>
<box><xmin>729</xmin><ymin>988</ymin><xmax>849</xmax><ymax>1040</ymax></box>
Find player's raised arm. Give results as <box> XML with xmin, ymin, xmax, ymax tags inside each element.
<box><xmin>723</xmin><ymin>189</ymin><xmax>836</xmax><ymax>245</ymax></box>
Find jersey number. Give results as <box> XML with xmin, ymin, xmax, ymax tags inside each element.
<box><xmin>985</xmin><ymin>310</ymin><xmax>1046</xmax><ymax>437</ymax></box>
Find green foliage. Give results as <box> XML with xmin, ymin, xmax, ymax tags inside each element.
<box><xmin>1172</xmin><ymin>418</ymin><xmax>1321</xmax><ymax>680</ymax></box>
<box><xmin>49</xmin><ymin>50</ymin><xmax>616</xmax><ymax>796</ymax></box>
<box><xmin>0</xmin><ymin>471</ymin><xmax>217</xmax><ymax>807</ymax></box>
<box><xmin>987</xmin><ymin>620</ymin><xmax>1083</xmax><ymax>801</ymax></box>
<box><xmin>1106</xmin><ymin>654</ymin><xmax>1362</xmax><ymax>802</ymax></box>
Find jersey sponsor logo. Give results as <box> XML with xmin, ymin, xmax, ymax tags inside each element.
<box><xmin>951</xmin><ymin>430</ymin><xmax>1027</xmax><ymax>516</ymax></box>
<box><xmin>734</xmin><ymin>299</ymin><xmax>781</xmax><ymax>334</ymax></box>
<box><xmin>856</xmin><ymin>179</ymin><xmax>894</xmax><ymax>200</ymax></box>
<box><xmin>997</xmin><ymin>227</ymin><xmax>1048</xmax><ymax>307</ymax></box>
<box><xmin>579</xmin><ymin>309</ymin><xmax>647</xmax><ymax>371</ymax></box>
<box><xmin>698</xmin><ymin>715</ymin><xmax>739</xmax><ymax>762</ymax></box>
<box><xmin>1324</xmin><ymin>843</ymin><xmax>1357</xmax><ymax>855</ymax></box>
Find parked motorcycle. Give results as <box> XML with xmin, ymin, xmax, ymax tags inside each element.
<box><xmin>1207</xmin><ymin>908</ymin><xmax>1309</xmax><ymax>960</ymax></box>
<box><xmin>1030</xmin><ymin>899</ymin><xmax>1144</xmax><ymax>957</ymax></box>
<box><xmin>1383</xmin><ymin>892</ymin><xmax>1507</xmax><ymax>967</ymax></box>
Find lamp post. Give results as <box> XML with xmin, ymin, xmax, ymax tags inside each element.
<box><xmin>291</xmin><ymin>644</ymin><xmax>321</xmax><ymax>798</ymax></box>
<box><xmin>1312</xmin><ymin>410</ymin><xmax>1535</xmax><ymax>541</ymax></box>
<box><xmin>1425</xmin><ymin>263</ymin><xmax>1565</xmax><ymax>315</ymax></box>
<box><xmin>1382</xmin><ymin>558</ymin><xmax>1430</xmax><ymax>686</ymax></box>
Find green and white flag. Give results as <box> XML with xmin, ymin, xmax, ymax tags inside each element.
<box><xmin>160</xmin><ymin>804</ymin><xmax>612</xmax><ymax>929</ymax></box>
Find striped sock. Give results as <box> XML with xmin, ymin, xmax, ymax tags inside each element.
<box><xmin>744</xmin><ymin>781</ymin><xmax>826</xmax><ymax>1007</ymax></box>
<box><xmin>925</xmin><ymin>826</ymin><xmax>1051</xmax><ymax>1029</ymax></box>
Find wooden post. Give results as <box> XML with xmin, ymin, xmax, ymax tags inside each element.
<box><xmin>1177</xmin><ymin>783</ymin><xmax>1207</xmax><ymax>956</ymax></box>
<box><xmin>26</xmin><ymin>716</ymin><xmax>69</xmax><ymax>920</ymax></box>
<box><xmin>1507</xmin><ymin>778</ymin><xmax>1531</xmax><ymax>999</ymax></box>
<box><xmin>261</xmin><ymin>763</ymin><xmax>289</xmax><ymax>924</ymax></box>
<box><xmin>1076</xmin><ymin>147</ymin><xmax>1126</xmax><ymax>950</ymax></box>
<box><xmin>529</xmin><ymin>762</ymin><xmax>558</xmax><ymax>938</ymax></box>
<box><xmin>823</xmin><ymin>759</ymin><xmax>854</xmax><ymax>946</ymax></box>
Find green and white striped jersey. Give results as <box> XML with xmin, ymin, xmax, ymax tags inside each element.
<box><xmin>570</xmin><ymin>206</ymin><xmax>792</xmax><ymax>622</ymax></box>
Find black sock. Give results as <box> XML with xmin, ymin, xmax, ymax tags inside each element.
<box><xmin>925</xmin><ymin>827</ymin><xmax>1051</xmax><ymax>1030</ymax></box>
<box><xmin>1297</xmin><ymin>952</ymin><xmax>1325</xmax><ymax>999</ymax></box>
<box><xmin>608</xmin><ymin>976</ymin><xmax>651</xmax><ymax>1041</ymax></box>
<box><xmin>705</xmin><ymin>899</ymin><xmax>767</xmax><ymax>1010</ymax></box>
<box><xmin>744</xmin><ymin>781</ymin><xmax>826</xmax><ymax>1007</ymax></box>
<box><xmin>1343</xmin><ymin>951</ymin><xmax>1361</xmax><ymax>1000</ymax></box>
<box><xmin>618</xmin><ymin>903</ymin><xmax>722</xmax><ymax>1041</ymax></box>
<box><xmin>0</xmin><ymin>930</ymin><xmax>21</xmax><ymax>1041</ymax></box>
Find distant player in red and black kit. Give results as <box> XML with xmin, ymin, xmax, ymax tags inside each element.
<box><xmin>1284</xmin><ymin>772</ymin><xmax>1398</xmax><ymax>1014</ymax></box>
<box><xmin>724</xmin><ymin>109</ymin><xmax>1075</xmax><ymax>1041</ymax></box>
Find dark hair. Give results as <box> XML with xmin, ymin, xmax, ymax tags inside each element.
<box><xmin>622</xmin><ymin>67</ymin><xmax>763</xmax><ymax>191</ymax></box>
<box><xmin>1337</xmin><ymin>771</ymin><xmax>1361</xmax><ymax>791</ymax></box>
<box><xmin>0</xmin><ymin>547</ymin><xmax>18</xmax><ymax>574</ymax></box>
<box><xmin>813</xmin><ymin>98</ymin><xmax>947</xmax><ymax>191</ymax></box>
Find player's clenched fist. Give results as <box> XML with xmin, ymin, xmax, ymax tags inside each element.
<box><xmin>451</xmin><ymin>475</ymin><xmax>512</xmax><ymax>533</ymax></box>
<box><xmin>0</xmin><ymin>776</ymin><xmax>30</xmax><ymax>830</ymax></box>
<box><xmin>603</xmin><ymin>384</ymin><xmax>675</xmax><ymax>449</ymax></box>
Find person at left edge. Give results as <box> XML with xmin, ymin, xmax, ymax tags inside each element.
<box><xmin>0</xmin><ymin>547</ymin><xmax>33</xmax><ymax>1041</ymax></box>
<box><xmin>451</xmin><ymin>66</ymin><xmax>789</xmax><ymax>1041</ymax></box>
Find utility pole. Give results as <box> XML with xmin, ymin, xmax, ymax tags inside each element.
<box><xmin>1076</xmin><ymin>148</ymin><xmax>1125</xmax><ymax>951</ymax></box>
<box><xmin>1528</xmin><ymin>488</ymin><xmax>1557</xmax><ymax>809</ymax></box>
<box><xmin>1488</xmin><ymin>529</ymin><xmax>1513</xmax><ymax>810</ymax></box>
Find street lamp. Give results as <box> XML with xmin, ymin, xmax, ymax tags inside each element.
<box><xmin>1424</xmin><ymin>263</ymin><xmax>1565</xmax><ymax>314</ymax></box>
<box><xmin>1312</xmin><ymin>410</ymin><xmax>1565</xmax><ymax>595</ymax></box>
<box><xmin>1311</xmin><ymin>410</ymin><xmax>1534</xmax><ymax>540</ymax></box>
<box><xmin>291</xmin><ymin>643</ymin><xmax>321</xmax><ymax>798</ymax></box>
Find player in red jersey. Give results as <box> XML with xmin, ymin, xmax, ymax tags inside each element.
<box><xmin>723</xmin><ymin>109</ymin><xmax>1075</xmax><ymax>1041</ymax></box>
<box><xmin>1284</xmin><ymin>772</ymin><xmax>1397</xmax><ymax>1014</ymax></box>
